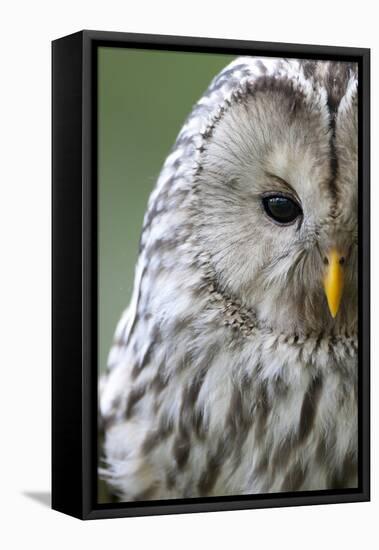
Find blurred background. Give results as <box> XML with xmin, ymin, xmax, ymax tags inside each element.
<box><xmin>98</xmin><ymin>46</ymin><xmax>236</xmax><ymax>501</ymax></box>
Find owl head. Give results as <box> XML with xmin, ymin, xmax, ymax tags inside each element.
<box><xmin>189</xmin><ymin>58</ymin><xmax>358</xmax><ymax>337</ymax></box>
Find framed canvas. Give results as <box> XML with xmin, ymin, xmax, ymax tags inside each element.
<box><xmin>52</xmin><ymin>30</ymin><xmax>370</xmax><ymax>520</ymax></box>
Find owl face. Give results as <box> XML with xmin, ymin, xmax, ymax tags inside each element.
<box><xmin>194</xmin><ymin>66</ymin><xmax>358</xmax><ymax>336</ymax></box>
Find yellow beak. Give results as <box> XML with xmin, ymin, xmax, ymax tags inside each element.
<box><xmin>323</xmin><ymin>249</ymin><xmax>345</xmax><ymax>318</ymax></box>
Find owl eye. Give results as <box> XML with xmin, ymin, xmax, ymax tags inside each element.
<box><xmin>262</xmin><ymin>194</ymin><xmax>302</xmax><ymax>225</ymax></box>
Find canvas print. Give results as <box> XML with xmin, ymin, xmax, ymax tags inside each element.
<box><xmin>98</xmin><ymin>49</ymin><xmax>358</xmax><ymax>503</ymax></box>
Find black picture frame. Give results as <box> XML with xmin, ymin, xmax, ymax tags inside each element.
<box><xmin>52</xmin><ymin>30</ymin><xmax>370</xmax><ymax>520</ymax></box>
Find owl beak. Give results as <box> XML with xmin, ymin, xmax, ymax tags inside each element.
<box><xmin>323</xmin><ymin>249</ymin><xmax>346</xmax><ymax>318</ymax></box>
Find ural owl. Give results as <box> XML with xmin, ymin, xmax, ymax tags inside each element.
<box><xmin>100</xmin><ymin>56</ymin><xmax>358</xmax><ymax>501</ymax></box>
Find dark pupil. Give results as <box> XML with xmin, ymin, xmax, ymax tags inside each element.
<box><xmin>263</xmin><ymin>196</ymin><xmax>300</xmax><ymax>224</ymax></box>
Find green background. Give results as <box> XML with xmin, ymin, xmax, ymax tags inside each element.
<box><xmin>98</xmin><ymin>47</ymin><xmax>236</xmax><ymax>374</ymax></box>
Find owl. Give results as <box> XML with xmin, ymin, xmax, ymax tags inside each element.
<box><xmin>100</xmin><ymin>56</ymin><xmax>358</xmax><ymax>501</ymax></box>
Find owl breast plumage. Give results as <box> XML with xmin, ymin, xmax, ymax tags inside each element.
<box><xmin>100</xmin><ymin>56</ymin><xmax>358</xmax><ymax>500</ymax></box>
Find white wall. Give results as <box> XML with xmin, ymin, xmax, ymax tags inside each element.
<box><xmin>1</xmin><ymin>1</ymin><xmax>376</xmax><ymax>548</ymax></box>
